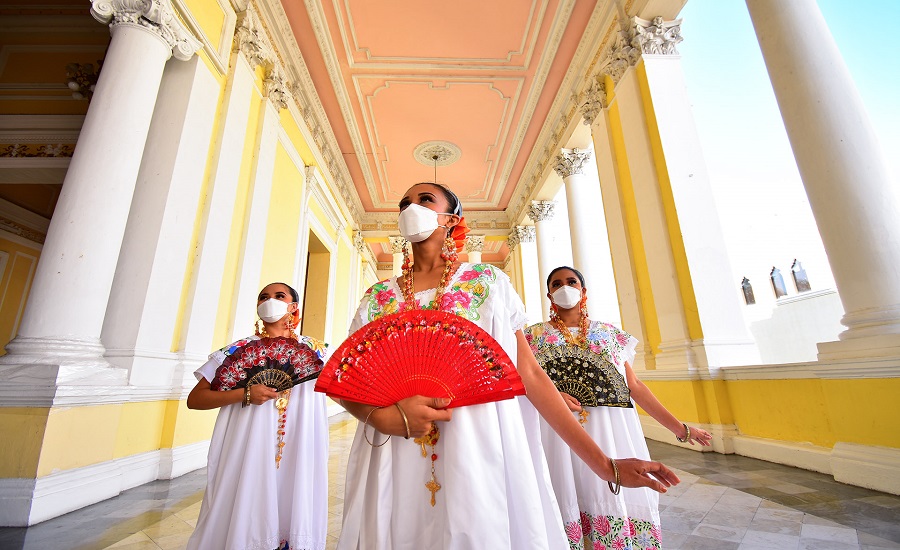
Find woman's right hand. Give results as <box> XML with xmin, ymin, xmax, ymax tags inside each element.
<box><xmin>560</xmin><ymin>392</ymin><xmax>582</xmax><ymax>412</ymax></box>
<box><xmin>248</xmin><ymin>384</ymin><xmax>280</xmax><ymax>405</ymax></box>
<box><xmin>394</xmin><ymin>396</ymin><xmax>453</xmax><ymax>438</ymax></box>
<box><xmin>608</xmin><ymin>458</ymin><xmax>681</xmax><ymax>493</ymax></box>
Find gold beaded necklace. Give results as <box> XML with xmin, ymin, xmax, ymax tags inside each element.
<box><xmin>549</xmin><ymin>299</ymin><xmax>590</xmax><ymax>348</ymax></box>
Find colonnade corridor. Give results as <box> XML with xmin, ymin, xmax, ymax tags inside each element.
<box><xmin>0</xmin><ymin>413</ymin><xmax>897</xmax><ymax>550</ymax></box>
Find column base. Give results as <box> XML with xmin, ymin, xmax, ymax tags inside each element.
<box><xmin>692</xmin><ymin>338</ymin><xmax>761</xmax><ymax>369</ymax></box>
<box><xmin>0</xmin><ymin>336</ymin><xmax>127</xmax><ymax>406</ymax></box>
<box><xmin>654</xmin><ymin>339</ymin><xmax>698</xmax><ymax>370</ymax></box>
<box><xmin>838</xmin><ymin>305</ymin><xmax>900</xmax><ymax>340</ymax></box>
<box><xmin>817</xmin><ymin>333</ymin><xmax>900</xmax><ymax>362</ymax></box>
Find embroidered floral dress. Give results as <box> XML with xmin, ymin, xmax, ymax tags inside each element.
<box><xmin>524</xmin><ymin>321</ymin><xmax>661</xmax><ymax>550</ymax></box>
<box><xmin>338</xmin><ymin>263</ymin><xmax>568</xmax><ymax>550</ymax></box>
<box><xmin>187</xmin><ymin>335</ymin><xmax>330</xmax><ymax>550</ymax></box>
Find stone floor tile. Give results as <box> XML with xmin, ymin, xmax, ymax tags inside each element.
<box><xmin>104</xmin><ymin>532</ymin><xmax>153</xmax><ymax>548</ymax></box>
<box><xmin>692</xmin><ymin>522</ymin><xmax>747</xmax><ymax>542</ymax></box>
<box><xmin>801</xmin><ymin>522</ymin><xmax>860</xmax><ymax>545</ymax></box>
<box><xmin>747</xmin><ymin>515</ymin><xmax>802</xmax><ymax>536</ymax></box>
<box><xmin>858</xmin><ymin>531</ymin><xmax>900</xmax><ymax>549</ymax></box>
<box><xmin>741</xmin><ymin>529</ymin><xmax>802</xmax><ymax>549</ymax></box>
<box><xmin>678</xmin><ymin>534</ymin><xmax>741</xmax><ymax>549</ymax></box>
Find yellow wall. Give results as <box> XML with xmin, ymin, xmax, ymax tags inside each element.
<box><xmin>259</xmin><ymin>143</ymin><xmax>304</xmax><ymax>286</ymax></box>
<box><xmin>180</xmin><ymin>0</ymin><xmax>227</xmax><ymax>52</ymax></box>
<box><xmin>0</xmin><ymin>408</ymin><xmax>49</xmax><ymax>478</ymax></box>
<box><xmin>642</xmin><ymin>377</ymin><xmax>900</xmax><ymax>450</ymax></box>
<box><xmin>0</xmin><ymin>237</ymin><xmax>40</xmax><ymax>353</ymax></box>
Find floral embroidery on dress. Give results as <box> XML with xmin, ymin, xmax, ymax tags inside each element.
<box><xmin>566</xmin><ymin>512</ymin><xmax>661</xmax><ymax>550</ymax></box>
<box><xmin>363</xmin><ymin>280</ymin><xmax>401</xmax><ymax>321</ymax></box>
<box><xmin>361</xmin><ymin>264</ymin><xmax>497</xmax><ymax>323</ymax></box>
<box><xmin>216</xmin><ymin>336</ymin><xmax>258</xmax><ymax>359</ymax></box>
<box><xmin>429</xmin><ymin>264</ymin><xmax>496</xmax><ymax>320</ymax></box>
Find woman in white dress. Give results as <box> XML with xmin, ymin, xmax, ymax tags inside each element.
<box><xmin>336</xmin><ymin>183</ymin><xmax>680</xmax><ymax>550</ymax></box>
<box><xmin>186</xmin><ymin>282</ymin><xmax>329</xmax><ymax>550</ymax></box>
<box><xmin>525</xmin><ymin>266</ymin><xmax>712</xmax><ymax>549</ymax></box>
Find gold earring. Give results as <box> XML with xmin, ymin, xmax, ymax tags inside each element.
<box><xmin>440</xmin><ymin>235</ymin><xmax>457</xmax><ymax>263</ymax></box>
<box><xmin>255</xmin><ymin>319</ymin><xmax>264</xmax><ymax>336</ymax></box>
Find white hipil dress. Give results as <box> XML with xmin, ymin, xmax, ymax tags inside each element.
<box><xmin>524</xmin><ymin>321</ymin><xmax>661</xmax><ymax>550</ymax></box>
<box><xmin>337</xmin><ymin>263</ymin><xmax>568</xmax><ymax>550</ymax></box>
<box><xmin>186</xmin><ymin>335</ymin><xmax>329</xmax><ymax>550</ymax></box>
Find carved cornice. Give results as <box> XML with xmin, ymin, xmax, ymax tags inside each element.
<box><xmin>255</xmin><ymin>0</ymin><xmax>364</xmax><ymax>225</ymax></box>
<box><xmin>553</xmin><ymin>147</ymin><xmax>593</xmax><ymax>179</ymax></box>
<box><xmin>388</xmin><ymin>236</ymin><xmax>407</xmax><ymax>254</ymax></box>
<box><xmin>0</xmin><ymin>143</ymin><xmax>74</xmax><ymax>158</ymax></box>
<box><xmin>464</xmin><ymin>235</ymin><xmax>485</xmax><ymax>253</ymax></box>
<box><xmin>90</xmin><ymin>0</ymin><xmax>202</xmax><ymax>61</ymax></box>
<box><xmin>632</xmin><ymin>16</ymin><xmax>683</xmax><ymax>56</ymax></box>
<box><xmin>0</xmin><ymin>217</ymin><xmax>46</xmax><ymax>244</ymax></box>
<box><xmin>526</xmin><ymin>201</ymin><xmax>556</xmax><ymax>223</ymax></box>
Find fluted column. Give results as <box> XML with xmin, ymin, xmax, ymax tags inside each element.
<box><xmin>746</xmin><ymin>0</ymin><xmax>900</xmax><ymax>358</ymax></box>
<box><xmin>554</xmin><ymin>146</ymin><xmax>620</xmax><ymax>326</ymax></box>
<box><xmin>465</xmin><ymin>235</ymin><xmax>485</xmax><ymax>264</ymax></box>
<box><xmin>389</xmin><ymin>236</ymin><xmax>407</xmax><ymax>276</ymax></box>
<box><xmin>526</xmin><ymin>201</ymin><xmax>557</xmax><ymax>320</ymax></box>
<box><xmin>0</xmin><ymin>0</ymin><xmax>200</xmax><ymax>385</ymax></box>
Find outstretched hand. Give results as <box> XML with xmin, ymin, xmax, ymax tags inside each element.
<box><xmin>611</xmin><ymin>458</ymin><xmax>681</xmax><ymax>493</ymax></box>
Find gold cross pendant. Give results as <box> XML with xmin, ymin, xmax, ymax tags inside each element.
<box><xmin>425</xmin><ymin>474</ymin><xmax>441</xmax><ymax>507</ymax></box>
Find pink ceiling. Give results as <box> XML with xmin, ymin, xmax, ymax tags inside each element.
<box><xmin>282</xmin><ymin>0</ymin><xmax>598</xmax><ymax>212</ymax></box>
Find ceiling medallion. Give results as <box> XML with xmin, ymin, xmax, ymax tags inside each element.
<box><xmin>413</xmin><ymin>141</ymin><xmax>462</xmax><ymax>167</ymax></box>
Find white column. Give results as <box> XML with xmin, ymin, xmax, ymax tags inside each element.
<box><xmin>102</xmin><ymin>55</ymin><xmax>219</xmax><ymax>387</ymax></box>
<box><xmin>526</xmin><ymin>201</ymin><xmax>557</xmax><ymax>320</ymax></box>
<box><xmin>554</xmin><ymin>146</ymin><xmax>620</xmax><ymax>326</ymax></box>
<box><xmin>0</xmin><ymin>0</ymin><xmax>200</xmax><ymax>384</ymax></box>
<box><xmin>389</xmin><ymin>236</ymin><xmax>406</xmax><ymax>276</ymax></box>
<box><xmin>465</xmin><ymin>235</ymin><xmax>485</xmax><ymax>264</ymax></box>
<box><xmin>746</xmin><ymin>0</ymin><xmax>900</xmax><ymax>358</ymax></box>
<box><xmin>509</xmin><ymin>226</ymin><xmax>541</xmax><ymax>325</ymax></box>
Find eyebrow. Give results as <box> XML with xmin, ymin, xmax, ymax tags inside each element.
<box><xmin>398</xmin><ymin>191</ymin><xmax>437</xmax><ymax>207</ymax></box>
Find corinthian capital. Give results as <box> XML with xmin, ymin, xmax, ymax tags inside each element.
<box><xmin>91</xmin><ymin>0</ymin><xmax>201</xmax><ymax>61</ymax></box>
<box><xmin>388</xmin><ymin>236</ymin><xmax>408</xmax><ymax>254</ymax></box>
<box><xmin>526</xmin><ymin>201</ymin><xmax>556</xmax><ymax>223</ymax></box>
<box><xmin>507</xmin><ymin>226</ymin><xmax>535</xmax><ymax>251</ymax></box>
<box><xmin>553</xmin><ymin>148</ymin><xmax>593</xmax><ymax>179</ymax></box>
<box><xmin>631</xmin><ymin>16</ymin><xmax>683</xmax><ymax>56</ymax></box>
<box><xmin>464</xmin><ymin>235</ymin><xmax>485</xmax><ymax>253</ymax></box>
<box><xmin>234</xmin><ymin>8</ymin><xmax>276</xmax><ymax>68</ymax></box>
<box><xmin>580</xmin><ymin>79</ymin><xmax>607</xmax><ymax>126</ymax></box>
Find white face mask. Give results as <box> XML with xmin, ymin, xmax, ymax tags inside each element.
<box><xmin>551</xmin><ymin>286</ymin><xmax>583</xmax><ymax>310</ymax></box>
<box><xmin>257</xmin><ymin>298</ymin><xmax>291</xmax><ymax>323</ymax></box>
<box><xmin>398</xmin><ymin>203</ymin><xmax>454</xmax><ymax>243</ymax></box>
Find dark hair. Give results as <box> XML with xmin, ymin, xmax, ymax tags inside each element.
<box><xmin>546</xmin><ymin>266</ymin><xmax>586</xmax><ymax>292</ymax></box>
<box><xmin>261</xmin><ymin>282</ymin><xmax>300</xmax><ymax>303</ymax></box>
<box><xmin>415</xmin><ymin>182</ymin><xmax>462</xmax><ymax>237</ymax></box>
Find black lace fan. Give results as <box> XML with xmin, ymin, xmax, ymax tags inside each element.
<box><xmin>534</xmin><ymin>343</ymin><xmax>632</xmax><ymax>408</ymax></box>
<box><xmin>211</xmin><ymin>336</ymin><xmax>324</xmax><ymax>392</ymax></box>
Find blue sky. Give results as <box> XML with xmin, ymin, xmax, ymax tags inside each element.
<box><xmin>672</xmin><ymin>0</ymin><xmax>899</xmax><ymax>305</ymax></box>
<box><xmin>679</xmin><ymin>0</ymin><xmax>900</xmax><ymax>185</ymax></box>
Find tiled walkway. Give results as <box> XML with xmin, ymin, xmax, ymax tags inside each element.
<box><xmin>1</xmin><ymin>413</ymin><xmax>898</xmax><ymax>550</ymax></box>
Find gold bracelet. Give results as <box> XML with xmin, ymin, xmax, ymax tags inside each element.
<box><xmin>675</xmin><ymin>423</ymin><xmax>690</xmax><ymax>443</ymax></box>
<box><xmin>394</xmin><ymin>403</ymin><xmax>411</xmax><ymax>439</ymax></box>
<box><xmin>607</xmin><ymin>458</ymin><xmax>621</xmax><ymax>495</ymax></box>
<box><xmin>242</xmin><ymin>386</ymin><xmax>251</xmax><ymax>408</ymax></box>
<box><xmin>363</xmin><ymin>406</ymin><xmax>391</xmax><ymax>447</ymax></box>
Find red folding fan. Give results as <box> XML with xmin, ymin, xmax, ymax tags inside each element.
<box><xmin>314</xmin><ymin>309</ymin><xmax>525</xmax><ymax>408</ymax></box>
<box><xmin>211</xmin><ymin>336</ymin><xmax>324</xmax><ymax>392</ymax></box>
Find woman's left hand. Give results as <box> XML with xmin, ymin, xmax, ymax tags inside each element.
<box><xmin>684</xmin><ymin>425</ymin><xmax>713</xmax><ymax>446</ymax></box>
